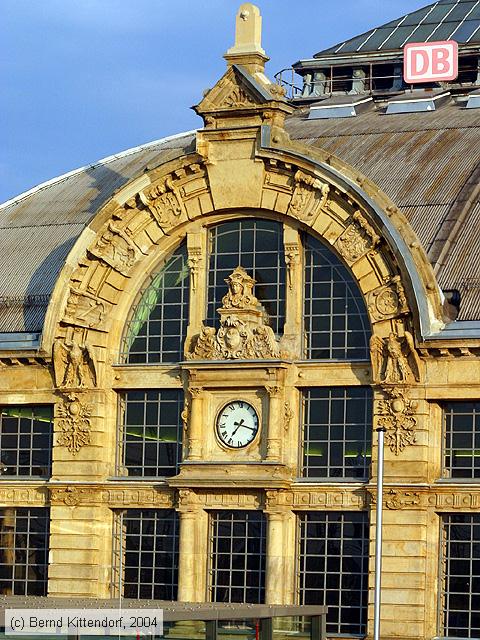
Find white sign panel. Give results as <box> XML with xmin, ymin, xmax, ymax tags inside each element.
<box><xmin>404</xmin><ymin>40</ymin><xmax>458</xmax><ymax>83</ymax></box>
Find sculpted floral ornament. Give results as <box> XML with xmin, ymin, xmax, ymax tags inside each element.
<box><xmin>57</xmin><ymin>393</ymin><xmax>93</xmax><ymax>455</ymax></box>
<box><xmin>187</xmin><ymin>267</ymin><xmax>281</xmax><ymax>360</ymax></box>
<box><xmin>53</xmin><ymin>337</ymin><xmax>98</xmax><ymax>389</ymax></box>
<box><xmin>370</xmin><ymin>330</ymin><xmax>421</xmax><ymax>384</ymax></box>
<box><xmin>377</xmin><ymin>387</ymin><xmax>418</xmax><ymax>456</ymax></box>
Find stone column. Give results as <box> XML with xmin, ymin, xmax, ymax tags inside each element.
<box><xmin>265</xmin><ymin>491</ymin><xmax>296</xmax><ymax>605</ymax></box>
<box><xmin>185</xmin><ymin>229</ymin><xmax>208</xmax><ymax>355</ymax></box>
<box><xmin>265</xmin><ymin>385</ymin><xmax>282</xmax><ymax>461</ymax></box>
<box><xmin>282</xmin><ymin>226</ymin><xmax>302</xmax><ymax>358</ymax></box>
<box><xmin>176</xmin><ymin>490</ymin><xmax>208</xmax><ymax>603</ymax></box>
<box><xmin>186</xmin><ymin>387</ymin><xmax>204</xmax><ymax>461</ymax></box>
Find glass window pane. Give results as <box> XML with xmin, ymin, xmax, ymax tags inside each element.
<box><xmin>113</xmin><ymin>509</ymin><xmax>179</xmax><ymax>600</ymax></box>
<box><xmin>209</xmin><ymin>511</ymin><xmax>266</xmax><ymax>604</ymax></box>
<box><xmin>120</xmin><ymin>391</ymin><xmax>183</xmax><ymax>477</ymax></box>
<box><xmin>444</xmin><ymin>402</ymin><xmax>480</xmax><ymax>479</ymax></box>
<box><xmin>303</xmin><ymin>234</ymin><xmax>370</xmax><ymax>361</ymax></box>
<box><xmin>207</xmin><ymin>220</ymin><xmax>285</xmax><ymax>335</ymax></box>
<box><xmin>0</xmin><ymin>407</ymin><xmax>53</xmax><ymax>478</ymax></box>
<box><xmin>298</xmin><ymin>512</ymin><xmax>368</xmax><ymax>635</ymax></box>
<box><xmin>0</xmin><ymin>508</ymin><xmax>50</xmax><ymax>596</ymax></box>
<box><xmin>442</xmin><ymin>514</ymin><xmax>480</xmax><ymax>638</ymax></box>
<box><xmin>122</xmin><ymin>242</ymin><xmax>189</xmax><ymax>364</ymax></box>
<box><xmin>302</xmin><ymin>388</ymin><xmax>372</xmax><ymax>479</ymax></box>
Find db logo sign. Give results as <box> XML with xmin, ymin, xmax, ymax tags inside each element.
<box><xmin>404</xmin><ymin>40</ymin><xmax>458</xmax><ymax>83</ymax></box>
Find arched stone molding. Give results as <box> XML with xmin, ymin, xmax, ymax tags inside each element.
<box><xmin>42</xmin><ymin>146</ymin><xmax>443</xmax><ymax>378</ymax></box>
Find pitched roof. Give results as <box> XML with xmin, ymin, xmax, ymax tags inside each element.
<box><xmin>316</xmin><ymin>0</ymin><xmax>480</xmax><ymax>56</ymax></box>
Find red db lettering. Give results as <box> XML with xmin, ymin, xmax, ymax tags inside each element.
<box><xmin>411</xmin><ymin>50</ymin><xmax>429</xmax><ymax>77</ymax></box>
<box><xmin>432</xmin><ymin>47</ymin><xmax>450</xmax><ymax>75</ymax></box>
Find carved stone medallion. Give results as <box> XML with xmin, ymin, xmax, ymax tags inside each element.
<box><xmin>367</xmin><ymin>276</ymin><xmax>410</xmax><ymax>323</ymax></box>
<box><xmin>335</xmin><ymin>211</ymin><xmax>380</xmax><ymax>264</ymax></box>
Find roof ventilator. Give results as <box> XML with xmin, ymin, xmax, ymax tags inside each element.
<box><xmin>386</xmin><ymin>90</ymin><xmax>451</xmax><ymax>115</ymax></box>
<box><xmin>308</xmin><ymin>95</ymin><xmax>373</xmax><ymax>119</ymax></box>
<box><xmin>467</xmin><ymin>89</ymin><xmax>480</xmax><ymax>109</ymax></box>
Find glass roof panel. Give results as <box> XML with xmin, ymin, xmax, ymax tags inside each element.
<box><xmin>357</xmin><ymin>29</ymin><xmax>397</xmax><ymax>51</ymax></box>
<box><xmin>401</xmin><ymin>5</ymin><xmax>442</xmax><ymax>26</ymax></box>
<box><xmin>335</xmin><ymin>33</ymin><xmax>380</xmax><ymax>53</ymax></box>
<box><xmin>428</xmin><ymin>20</ymin><xmax>462</xmax><ymax>39</ymax></box>
<box><xmin>469</xmin><ymin>4</ymin><xmax>480</xmax><ymax>19</ymax></box>
<box><xmin>406</xmin><ymin>23</ymin><xmax>441</xmax><ymax>42</ymax></box>
<box><xmin>447</xmin><ymin>1</ymin><xmax>478</xmax><ymax>20</ymax></box>
<box><xmin>451</xmin><ymin>19</ymin><xmax>480</xmax><ymax>40</ymax></box>
<box><xmin>381</xmin><ymin>26</ymin><xmax>418</xmax><ymax>49</ymax></box>
<box><xmin>422</xmin><ymin>3</ymin><xmax>461</xmax><ymax>23</ymax></box>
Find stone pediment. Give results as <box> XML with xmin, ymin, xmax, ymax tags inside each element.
<box><xmin>195</xmin><ymin>64</ymin><xmax>286</xmax><ymax>115</ymax></box>
<box><xmin>187</xmin><ymin>266</ymin><xmax>280</xmax><ymax>360</ymax></box>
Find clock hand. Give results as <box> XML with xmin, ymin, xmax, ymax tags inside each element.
<box><xmin>231</xmin><ymin>419</ymin><xmax>245</xmax><ymax>436</ymax></box>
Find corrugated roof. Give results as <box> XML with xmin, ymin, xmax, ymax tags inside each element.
<box><xmin>1</xmin><ymin>99</ymin><xmax>479</xmax><ymax>335</ymax></box>
<box><xmin>0</xmin><ymin>132</ymin><xmax>196</xmax><ymax>333</ymax></box>
<box><xmin>285</xmin><ymin>102</ymin><xmax>480</xmax><ymax>320</ymax></box>
<box><xmin>316</xmin><ymin>0</ymin><xmax>480</xmax><ymax>56</ymax></box>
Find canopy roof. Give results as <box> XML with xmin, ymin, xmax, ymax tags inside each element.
<box><xmin>316</xmin><ymin>0</ymin><xmax>480</xmax><ymax>57</ymax></box>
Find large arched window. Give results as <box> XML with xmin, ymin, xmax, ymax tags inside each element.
<box><xmin>121</xmin><ymin>242</ymin><xmax>189</xmax><ymax>364</ymax></box>
<box><xmin>303</xmin><ymin>233</ymin><xmax>370</xmax><ymax>360</ymax></box>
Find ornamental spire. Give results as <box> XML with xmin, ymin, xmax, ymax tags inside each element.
<box><xmin>224</xmin><ymin>4</ymin><xmax>269</xmax><ymax>73</ymax></box>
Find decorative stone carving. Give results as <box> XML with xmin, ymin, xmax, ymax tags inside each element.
<box><xmin>53</xmin><ymin>337</ymin><xmax>97</xmax><ymax>389</ymax></box>
<box><xmin>63</xmin><ymin>287</ymin><xmax>107</xmax><ymax>330</ymax></box>
<box><xmin>284</xmin><ymin>242</ymin><xmax>300</xmax><ymax>290</ymax></box>
<box><xmin>377</xmin><ymin>387</ymin><xmax>418</xmax><ymax>456</ymax></box>
<box><xmin>336</xmin><ymin>211</ymin><xmax>380</xmax><ymax>263</ymax></box>
<box><xmin>366</xmin><ymin>276</ymin><xmax>410</xmax><ymax>322</ymax></box>
<box><xmin>266</xmin><ymin>385</ymin><xmax>281</xmax><ymax>397</ymax></box>
<box><xmin>284</xmin><ymin>402</ymin><xmax>294</xmax><ymax>432</ymax></box>
<box><xmin>385</xmin><ymin>489</ymin><xmax>420</xmax><ymax>510</ymax></box>
<box><xmin>181</xmin><ymin>399</ymin><xmax>189</xmax><ymax>439</ymax></box>
<box><xmin>370</xmin><ymin>331</ymin><xmax>421</xmax><ymax>384</ymax></box>
<box><xmin>187</xmin><ymin>247</ymin><xmax>202</xmax><ymax>292</ymax></box>
<box><xmin>50</xmin><ymin>486</ymin><xmax>91</xmax><ymax>506</ymax></box>
<box><xmin>56</xmin><ymin>393</ymin><xmax>93</xmax><ymax>455</ymax></box>
<box><xmin>187</xmin><ymin>267</ymin><xmax>280</xmax><ymax>360</ymax></box>
<box><xmin>221</xmin><ymin>86</ymin><xmax>256</xmax><ymax>108</ymax></box>
<box><xmin>89</xmin><ymin>221</ymin><xmax>140</xmax><ymax>275</ymax></box>
<box><xmin>288</xmin><ymin>170</ymin><xmax>330</xmax><ymax>221</ymax></box>
<box><xmin>139</xmin><ymin>175</ymin><xmax>187</xmax><ymax>230</ymax></box>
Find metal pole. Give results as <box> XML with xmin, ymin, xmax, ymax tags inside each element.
<box><xmin>373</xmin><ymin>427</ymin><xmax>386</xmax><ymax>640</ymax></box>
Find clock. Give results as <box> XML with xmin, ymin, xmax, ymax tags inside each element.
<box><xmin>216</xmin><ymin>400</ymin><xmax>259</xmax><ymax>449</ymax></box>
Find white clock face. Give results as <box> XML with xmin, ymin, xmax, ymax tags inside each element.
<box><xmin>216</xmin><ymin>401</ymin><xmax>259</xmax><ymax>449</ymax></box>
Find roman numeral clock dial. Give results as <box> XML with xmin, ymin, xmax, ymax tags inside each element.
<box><xmin>216</xmin><ymin>401</ymin><xmax>259</xmax><ymax>449</ymax></box>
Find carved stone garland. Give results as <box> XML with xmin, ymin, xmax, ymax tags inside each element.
<box><xmin>377</xmin><ymin>387</ymin><xmax>418</xmax><ymax>456</ymax></box>
<box><xmin>187</xmin><ymin>266</ymin><xmax>280</xmax><ymax>360</ymax></box>
<box><xmin>56</xmin><ymin>393</ymin><xmax>93</xmax><ymax>455</ymax></box>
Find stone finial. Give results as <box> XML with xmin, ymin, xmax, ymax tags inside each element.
<box><xmin>226</xmin><ymin>4</ymin><xmax>265</xmax><ymax>56</ymax></box>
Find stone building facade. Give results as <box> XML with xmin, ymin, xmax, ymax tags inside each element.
<box><xmin>1</xmin><ymin>2</ymin><xmax>480</xmax><ymax>639</ymax></box>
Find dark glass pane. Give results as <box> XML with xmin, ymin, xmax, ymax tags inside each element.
<box><xmin>303</xmin><ymin>233</ymin><xmax>370</xmax><ymax>361</ymax></box>
<box><xmin>207</xmin><ymin>220</ymin><xmax>285</xmax><ymax>335</ymax></box>
<box><xmin>0</xmin><ymin>407</ymin><xmax>53</xmax><ymax>478</ymax></box>
<box><xmin>123</xmin><ymin>243</ymin><xmax>189</xmax><ymax>363</ymax></box>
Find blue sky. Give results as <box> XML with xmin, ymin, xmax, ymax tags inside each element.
<box><xmin>1</xmin><ymin>0</ymin><xmax>429</xmax><ymax>203</ymax></box>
